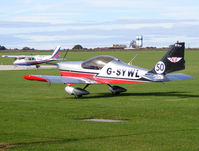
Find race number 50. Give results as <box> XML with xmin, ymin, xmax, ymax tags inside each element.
<box><xmin>155</xmin><ymin>61</ymin><xmax>165</xmax><ymax>74</ymax></box>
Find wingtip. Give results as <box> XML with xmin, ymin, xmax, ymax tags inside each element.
<box><xmin>24</xmin><ymin>75</ymin><xmax>48</xmax><ymax>82</ymax></box>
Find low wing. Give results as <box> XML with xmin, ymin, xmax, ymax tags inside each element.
<box><xmin>24</xmin><ymin>75</ymin><xmax>99</xmax><ymax>84</ymax></box>
<box><xmin>1</xmin><ymin>55</ymin><xmax>29</xmax><ymax>59</ymax></box>
<box><xmin>1</xmin><ymin>55</ymin><xmax>40</xmax><ymax>59</ymax></box>
<box><xmin>143</xmin><ymin>73</ymin><xmax>193</xmax><ymax>82</ymax></box>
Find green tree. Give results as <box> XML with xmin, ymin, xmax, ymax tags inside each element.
<box><xmin>22</xmin><ymin>47</ymin><xmax>35</xmax><ymax>50</ymax></box>
<box><xmin>72</xmin><ymin>44</ymin><xmax>83</xmax><ymax>50</ymax></box>
<box><xmin>22</xmin><ymin>47</ymin><xmax>31</xmax><ymax>50</ymax></box>
<box><xmin>0</xmin><ymin>45</ymin><xmax>6</xmax><ymax>50</ymax></box>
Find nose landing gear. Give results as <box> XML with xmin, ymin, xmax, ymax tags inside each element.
<box><xmin>65</xmin><ymin>84</ymin><xmax>90</xmax><ymax>98</ymax></box>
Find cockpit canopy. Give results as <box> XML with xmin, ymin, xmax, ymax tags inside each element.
<box><xmin>81</xmin><ymin>55</ymin><xmax>117</xmax><ymax>70</ymax></box>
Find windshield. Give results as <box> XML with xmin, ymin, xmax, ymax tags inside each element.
<box><xmin>82</xmin><ymin>55</ymin><xmax>115</xmax><ymax>70</ymax></box>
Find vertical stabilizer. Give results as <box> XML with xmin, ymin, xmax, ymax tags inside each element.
<box><xmin>51</xmin><ymin>46</ymin><xmax>61</xmax><ymax>59</ymax></box>
<box><xmin>150</xmin><ymin>42</ymin><xmax>185</xmax><ymax>74</ymax></box>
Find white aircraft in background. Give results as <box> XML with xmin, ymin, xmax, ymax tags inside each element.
<box><xmin>24</xmin><ymin>42</ymin><xmax>193</xmax><ymax>98</ymax></box>
<box><xmin>2</xmin><ymin>46</ymin><xmax>62</xmax><ymax>68</ymax></box>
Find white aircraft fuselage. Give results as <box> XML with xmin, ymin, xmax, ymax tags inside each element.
<box><xmin>58</xmin><ymin>57</ymin><xmax>149</xmax><ymax>84</ymax></box>
<box><xmin>14</xmin><ymin>55</ymin><xmax>54</xmax><ymax>66</ymax></box>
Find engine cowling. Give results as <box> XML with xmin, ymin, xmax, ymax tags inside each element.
<box><xmin>65</xmin><ymin>86</ymin><xmax>89</xmax><ymax>98</ymax></box>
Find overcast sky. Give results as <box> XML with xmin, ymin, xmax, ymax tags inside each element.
<box><xmin>1</xmin><ymin>0</ymin><xmax>199</xmax><ymax>49</ymax></box>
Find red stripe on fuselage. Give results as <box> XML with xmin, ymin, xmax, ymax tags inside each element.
<box><xmin>94</xmin><ymin>78</ymin><xmax>144</xmax><ymax>84</ymax></box>
<box><xmin>60</xmin><ymin>71</ymin><xmax>145</xmax><ymax>84</ymax></box>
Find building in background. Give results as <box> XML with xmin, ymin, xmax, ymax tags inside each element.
<box><xmin>101</xmin><ymin>35</ymin><xmax>143</xmax><ymax>50</ymax></box>
<box><xmin>109</xmin><ymin>44</ymin><xmax>127</xmax><ymax>49</ymax></box>
<box><xmin>129</xmin><ymin>35</ymin><xmax>143</xmax><ymax>49</ymax></box>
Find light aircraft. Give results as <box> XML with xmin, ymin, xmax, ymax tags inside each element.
<box><xmin>24</xmin><ymin>42</ymin><xmax>193</xmax><ymax>98</ymax></box>
<box><xmin>2</xmin><ymin>46</ymin><xmax>62</xmax><ymax>68</ymax></box>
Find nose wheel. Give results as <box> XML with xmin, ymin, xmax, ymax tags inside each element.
<box><xmin>65</xmin><ymin>84</ymin><xmax>90</xmax><ymax>98</ymax></box>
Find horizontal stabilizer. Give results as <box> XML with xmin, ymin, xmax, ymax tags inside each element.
<box><xmin>143</xmin><ymin>73</ymin><xmax>193</xmax><ymax>82</ymax></box>
<box><xmin>164</xmin><ymin>73</ymin><xmax>193</xmax><ymax>81</ymax></box>
<box><xmin>24</xmin><ymin>75</ymin><xmax>98</xmax><ymax>84</ymax></box>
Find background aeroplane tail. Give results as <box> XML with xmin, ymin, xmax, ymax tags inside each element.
<box><xmin>50</xmin><ymin>46</ymin><xmax>61</xmax><ymax>59</ymax></box>
<box><xmin>149</xmin><ymin>42</ymin><xmax>185</xmax><ymax>74</ymax></box>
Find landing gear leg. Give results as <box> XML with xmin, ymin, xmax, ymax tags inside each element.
<box><xmin>83</xmin><ymin>84</ymin><xmax>90</xmax><ymax>90</ymax></box>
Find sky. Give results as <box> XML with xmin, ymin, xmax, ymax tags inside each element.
<box><xmin>1</xmin><ymin>0</ymin><xmax>199</xmax><ymax>49</ymax></box>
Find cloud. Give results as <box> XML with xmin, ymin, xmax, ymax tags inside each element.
<box><xmin>1</xmin><ymin>0</ymin><xmax>199</xmax><ymax>48</ymax></box>
<box><xmin>83</xmin><ymin>0</ymin><xmax>163</xmax><ymax>8</ymax></box>
<box><xmin>16</xmin><ymin>34</ymin><xmax>117</xmax><ymax>42</ymax></box>
<box><xmin>154</xmin><ymin>4</ymin><xmax>199</xmax><ymax>20</ymax></box>
<box><xmin>1</xmin><ymin>19</ymin><xmax>199</xmax><ymax>34</ymax></box>
<box><xmin>144</xmin><ymin>35</ymin><xmax>199</xmax><ymax>48</ymax></box>
<box><xmin>12</xmin><ymin>14</ymin><xmax>80</xmax><ymax>24</ymax></box>
<box><xmin>1</xmin><ymin>18</ymin><xmax>199</xmax><ymax>49</ymax></box>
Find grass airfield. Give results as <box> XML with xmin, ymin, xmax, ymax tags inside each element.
<box><xmin>0</xmin><ymin>50</ymin><xmax>199</xmax><ymax>151</ymax></box>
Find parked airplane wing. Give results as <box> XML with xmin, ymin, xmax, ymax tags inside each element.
<box><xmin>1</xmin><ymin>55</ymin><xmax>28</xmax><ymax>59</ymax></box>
<box><xmin>143</xmin><ymin>73</ymin><xmax>193</xmax><ymax>82</ymax></box>
<box><xmin>24</xmin><ymin>75</ymin><xmax>99</xmax><ymax>84</ymax></box>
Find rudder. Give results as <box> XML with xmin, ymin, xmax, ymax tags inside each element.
<box><xmin>51</xmin><ymin>46</ymin><xmax>61</xmax><ymax>59</ymax></box>
<box><xmin>150</xmin><ymin>42</ymin><xmax>185</xmax><ymax>74</ymax></box>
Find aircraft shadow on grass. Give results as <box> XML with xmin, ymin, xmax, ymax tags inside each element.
<box><xmin>73</xmin><ymin>91</ymin><xmax>199</xmax><ymax>100</ymax></box>
<box><xmin>2</xmin><ymin>128</ymin><xmax>199</xmax><ymax>150</ymax></box>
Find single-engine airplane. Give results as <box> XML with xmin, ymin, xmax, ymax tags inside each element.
<box><xmin>24</xmin><ymin>42</ymin><xmax>193</xmax><ymax>98</ymax></box>
<box><xmin>2</xmin><ymin>46</ymin><xmax>62</xmax><ymax>68</ymax></box>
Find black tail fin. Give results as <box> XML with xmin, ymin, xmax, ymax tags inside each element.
<box><xmin>150</xmin><ymin>42</ymin><xmax>185</xmax><ymax>74</ymax></box>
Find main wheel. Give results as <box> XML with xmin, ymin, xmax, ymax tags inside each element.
<box><xmin>36</xmin><ymin>65</ymin><xmax>40</xmax><ymax>69</ymax></box>
<box><xmin>111</xmin><ymin>91</ymin><xmax>121</xmax><ymax>95</ymax></box>
<box><xmin>74</xmin><ymin>94</ymin><xmax>82</xmax><ymax>98</ymax></box>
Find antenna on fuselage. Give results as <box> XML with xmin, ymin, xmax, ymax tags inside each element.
<box><xmin>63</xmin><ymin>49</ymin><xmax>69</xmax><ymax>60</ymax></box>
<box><xmin>128</xmin><ymin>54</ymin><xmax>138</xmax><ymax>65</ymax></box>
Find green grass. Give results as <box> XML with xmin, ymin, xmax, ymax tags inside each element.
<box><xmin>0</xmin><ymin>50</ymin><xmax>199</xmax><ymax>151</ymax></box>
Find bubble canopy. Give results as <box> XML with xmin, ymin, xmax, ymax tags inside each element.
<box><xmin>81</xmin><ymin>55</ymin><xmax>118</xmax><ymax>70</ymax></box>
